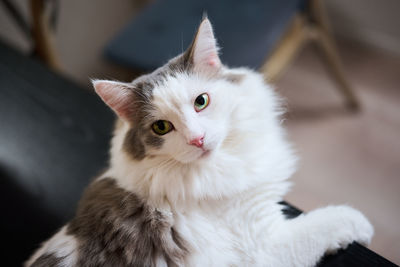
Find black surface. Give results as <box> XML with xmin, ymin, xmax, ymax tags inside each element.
<box><xmin>280</xmin><ymin>200</ymin><xmax>303</xmax><ymax>219</ymax></box>
<box><xmin>319</xmin><ymin>242</ymin><xmax>398</xmax><ymax>267</ymax></box>
<box><xmin>105</xmin><ymin>0</ymin><xmax>304</xmax><ymax>70</ymax></box>
<box><xmin>0</xmin><ymin>40</ymin><xmax>115</xmax><ymax>266</ymax></box>
<box><xmin>0</xmin><ymin>41</ymin><xmax>397</xmax><ymax>266</ymax></box>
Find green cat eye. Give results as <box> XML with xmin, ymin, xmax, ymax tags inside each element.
<box><xmin>152</xmin><ymin>120</ymin><xmax>173</xmax><ymax>135</ymax></box>
<box><xmin>194</xmin><ymin>93</ymin><xmax>209</xmax><ymax>112</ymax></box>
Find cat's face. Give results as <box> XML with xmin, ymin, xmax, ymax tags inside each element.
<box><xmin>146</xmin><ymin>73</ymin><xmax>234</xmax><ymax>163</ymax></box>
<box><xmin>93</xmin><ymin>18</ymin><xmax>236</xmax><ymax>164</ymax></box>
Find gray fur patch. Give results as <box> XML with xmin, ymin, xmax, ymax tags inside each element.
<box><xmin>121</xmin><ymin>54</ymin><xmax>192</xmax><ymax>160</ymax></box>
<box><xmin>30</xmin><ymin>253</ymin><xmax>63</xmax><ymax>267</ymax></box>
<box><xmin>123</xmin><ymin>128</ymin><xmax>146</xmax><ymax>160</ymax></box>
<box><xmin>67</xmin><ymin>178</ymin><xmax>188</xmax><ymax>266</ymax></box>
<box><xmin>145</xmin><ymin>134</ymin><xmax>164</xmax><ymax>148</ymax></box>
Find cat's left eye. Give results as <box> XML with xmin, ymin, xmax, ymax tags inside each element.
<box><xmin>194</xmin><ymin>93</ymin><xmax>209</xmax><ymax>112</ymax></box>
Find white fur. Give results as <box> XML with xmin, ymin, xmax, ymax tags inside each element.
<box><xmin>108</xmin><ymin>68</ymin><xmax>295</xmax><ymax>206</ymax></box>
<box><xmin>102</xmin><ymin>67</ymin><xmax>373</xmax><ymax>266</ymax></box>
<box><xmin>28</xmin><ymin>19</ymin><xmax>373</xmax><ymax>266</ymax></box>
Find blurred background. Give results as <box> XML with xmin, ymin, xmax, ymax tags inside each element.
<box><xmin>0</xmin><ymin>0</ymin><xmax>399</xmax><ymax>265</ymax></box>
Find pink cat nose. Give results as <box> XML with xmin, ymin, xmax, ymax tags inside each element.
<box><xmin>188</xmin><ymin>135</ymin><xmax>204</xmax><ymax>148</ymax></box>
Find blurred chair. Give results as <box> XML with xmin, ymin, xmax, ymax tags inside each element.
<box><xmin>105</xmin><ymin>0</ymin><xmax>359</xmax><ymax>110</ymax></box>
<box><xmin>0</xmin><ymin>0</ymin><xmax>61</xmax><ymax>70</ymax></box>
<box><xmin>30</xmin><ymin>0</ymin><xmax>61</xmax><ymax>70</ymax></box>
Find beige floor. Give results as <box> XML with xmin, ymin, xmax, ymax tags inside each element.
<box><xmin>274</xmin><ymin>40</ymin><xmax>400</xmax><ymax>264</ymax></box>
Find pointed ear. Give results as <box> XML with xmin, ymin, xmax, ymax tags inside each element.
<box><xmin>187</xmin><ymin>17</ymin><xmax>221</xmax><ymax>72</ymax></box>
<box><xmin>92</xmin><ymin>80</ymin><xmax>134</xmax><ymax>120</ymax></box>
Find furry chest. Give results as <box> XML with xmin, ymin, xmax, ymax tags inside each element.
<box><xmin>174</xmin><ymin>203</ymin><xmax>277</xmax><ymax>266</ymax></box>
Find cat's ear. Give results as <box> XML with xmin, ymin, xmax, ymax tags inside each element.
<box><xmin>187</xmin><ymin>17</ymin><xmax>221</xmax><ymax>72</ymax></box>
<box><xmin>92</xmin><ymin>80</ymin><xmax>134</xmax><ymax>120</ymax></box>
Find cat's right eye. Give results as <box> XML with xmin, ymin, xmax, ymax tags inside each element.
<box><xmin>152</xmin><ymin>120</ymin><xmax>174</xmax><ymax>135</ymax></box>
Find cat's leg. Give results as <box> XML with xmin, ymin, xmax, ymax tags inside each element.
<box><xmin>268</xmin><ymin>205</ymin><xmax>373</xmax><ymax>267</ymax></box>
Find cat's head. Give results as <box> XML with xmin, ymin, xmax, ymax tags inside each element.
<box><xmin>93</xmin><ymin>18</ymin><xmax>241</xmax><ymax>164</ymax></box>
<box><xmin>93</xmin><ymin>18</ymin><xmax>295</xmax><ymax>202</ymax></box>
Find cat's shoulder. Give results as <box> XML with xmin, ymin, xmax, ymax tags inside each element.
<box><xmin>64</xmin><ymin>177</ymin><xmax>189</xmax><ymax>266</ymax></box>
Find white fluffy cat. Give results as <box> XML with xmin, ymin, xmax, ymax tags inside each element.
<box><xmin>26</xmin><ymin>18</ymin><xmax>373</xmax><ymax>267</ymax></box>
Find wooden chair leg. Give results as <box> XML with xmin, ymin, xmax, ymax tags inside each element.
<box><xmin>31</xmin><ymin>0</ymin><xmax>61</xmax><ymax>71</ymax></box>
<box><xmin>261</xmin><ymin>15</ymin><xmax>308</xmax><ymax>83</ymax></box>
<box><xmin>313</xmin><ymin>29</ymin><xmax>359</xmax><ymax>110</ymax></box>
<box><xmin>309</xmin><ymin>0</ymin><xmax>360</xmax><ymax>110</ymax></box>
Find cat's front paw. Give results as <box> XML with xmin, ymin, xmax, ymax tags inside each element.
<box><xmin>322</xmin><ymin>205</ymin><xmax>373</xmax><ymax>253</ymax></box>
